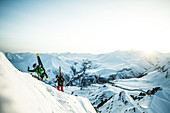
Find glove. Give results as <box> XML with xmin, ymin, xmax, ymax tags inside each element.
<box><xmin>46</xmin><ymin>78</ymin><xmax>49</xmax><ymax>81</ymax></box>
<box><xmin>27</xmin><ymin>66</ymin><xmax>30</xmax><ymax>71</ymax></box>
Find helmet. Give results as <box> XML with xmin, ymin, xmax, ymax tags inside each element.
<box><xmin>33</xmin><ymin>63</ymin><xmax>37</xmax><ymax>68</ymax></box>
<box><xmin>56</xmin><ymin>75</ymin><xmax>58</xmax><ymax>78</ymax></box>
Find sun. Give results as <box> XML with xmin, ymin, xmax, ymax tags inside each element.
<box><xmin>143</xmin><ymin>49</ymin><xmax>156</xmax><ymax>56</ymax></box>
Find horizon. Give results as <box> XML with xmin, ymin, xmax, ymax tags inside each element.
<box><xmin>2</xmin><ymin>49</ymin><xmax>169</xmax><ymax>56</ymax></box>
<box><xmin>0</xmin><ymin>0</ymin><xmax>170</xmax><ymax>54</ymax></box>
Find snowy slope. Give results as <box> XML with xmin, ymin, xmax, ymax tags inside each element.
<box><xmin>2</xmin><ymin>51</ymin><xmax>170</xmax><ymax>113</ymax></box>
<box><xmin>65</xmin><ymin>69</ymin><xmax>170</xmax><ymax>113</ymax></box>
<box><xmin>0</xmin><ymin>52</ymin><xmax>96</xmax><ymax>113</ymax></box>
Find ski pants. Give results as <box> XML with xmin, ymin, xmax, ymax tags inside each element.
<box><xmin>57</xmin><ymin>85</ymin><xmax>64</xmax><ymax>92</ymax></box>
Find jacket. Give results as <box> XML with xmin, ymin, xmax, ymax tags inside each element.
<box><xmin>28</xmin><ymin>65</ymin><xmax>44</xmax><ymax>77</ymax></box>
<box><xmin>55</xmin><ymin>76</ymin><xmax>65</xmax><ymax>86</ymax></box>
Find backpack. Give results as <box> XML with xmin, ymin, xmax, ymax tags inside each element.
<box><xmin>36</xmin><ymin>65</ymin><xmax>44</xmax><ymax>76</ymax></box>
<box><xmin>58</xmin><ymin>76</ymin><xmax>64</xmax><ymax>86</ymax></box>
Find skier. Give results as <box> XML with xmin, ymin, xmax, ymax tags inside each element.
<box><xmin>28</xmin><ymin>63</ymin><xmax>49</xmax><ymax>81</ymax></box>
<box><xmin>55</xmin><ymin>74</ymin><xmax>65</xmax><ymax>92</ymax></box>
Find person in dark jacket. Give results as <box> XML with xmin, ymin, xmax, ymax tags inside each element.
<box><xmin>28</xmin><ymin>63</ymin><xmax>49</xmax><ymax>81</ymax></box>
<box><xmin>55</xmin><ymin>75</ymin><xmax>65</xmax><ymax>92</ymax></box>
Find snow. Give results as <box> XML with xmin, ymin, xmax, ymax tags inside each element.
<box><xmin>148</xmin><ymin>90</ymin><xmax>170</xmax><ymax>113</ymax></box>
<box><xmin>3</xmin><ymin>51</ymin><xmax>170</xmax><ymax>113</ymax></box>
<box><xmin>65</xmin><ymin>69</ymin><xmax>170</xmax><ymax>113</ymax></box>
<box><xmin>0</xmin><ymin>52</ymin><xmax>96</xmax><ymax>113</ymax></box>
<box><xmin>4</xmin><ymin>51</ymin><xmax>155</xmax><ymax>81</ymax></box>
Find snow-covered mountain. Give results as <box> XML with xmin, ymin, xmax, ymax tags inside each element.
<box><xmin>5</xmin><ymin>51</ymin><xmax>159</xmax><ymax>80</ymax></box>
<box><xmin>0</xmin><ymin>52</ymin><xmax>96</xmax><ymax>113</ymax></box>
<box><xmin>3</xmin><ymin>51</ymin><xmax>170</xmax><ymax>113</ymax></box>
<box><xmin>66</xmin><ymin>69</ymin><xmax>170</xmax><ymax>113</ymax></box>
<box><xmin>4</xmin><ymin>51</ymin><xmax>169</xmax><ymax>85</ymax></box>
<box><xmin>63</xmin><ymin>51</ymin><xmax>170</xmax><ymax>113</ymax></box>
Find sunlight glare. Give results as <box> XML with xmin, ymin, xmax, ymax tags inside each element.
<box><xmin>143</xmin><ymin>49</ymin><xmax>156</xmax><ymax>56</ymax></box>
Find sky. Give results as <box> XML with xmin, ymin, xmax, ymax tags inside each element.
<box><xmin>0</xmin><ymin>0</ymin><xmax>170</xmax><ymax>54</ymax></box>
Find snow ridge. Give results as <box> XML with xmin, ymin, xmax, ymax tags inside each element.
<box><xmin>0</xmin><ymin>52</ymin><xmax>96</xmax><ymax>113</ymax></box>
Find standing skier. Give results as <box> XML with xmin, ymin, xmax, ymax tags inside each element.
<box><xmin>28</xmin><ymin>63</ymin><xmax>49</xmax><ymax>81</ymax></box>
<box><xmin>55</xmin><ymin>75</ymin><xmax>65</xmax><ymax>92</ymax></box>
<box><xmin>55</xmin><ymin>66</ymin><xmax>65</xmax><ymax>92</ymax></box>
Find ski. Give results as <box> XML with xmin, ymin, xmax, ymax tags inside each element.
<box><xmin>36</xmin><ymin>53</ymin><xmax>49</xmax><ymax>80</ymax></box>
<box><xmin>59</xmin><ymin>66</ymin><xmax>62</xmax><ymax>76</ymax></box>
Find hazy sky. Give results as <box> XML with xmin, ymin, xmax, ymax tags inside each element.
<box><xmin>0</xmin><ymin>0</ymin><xmax>170</xmax><ymax>54</ymax></box>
